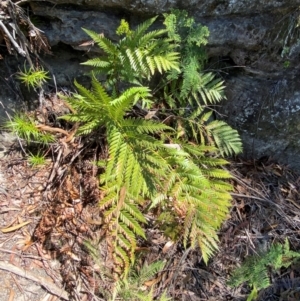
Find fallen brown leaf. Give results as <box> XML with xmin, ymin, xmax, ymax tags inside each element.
<box><xmin>1</xmin><ymin>221</ymin><xmax>31</xmax><ymax>233</ymax></box>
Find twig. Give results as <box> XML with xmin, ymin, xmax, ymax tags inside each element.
<box><xmin>0</xmin><ymin>20</ymin><xmax>26</xmax><ymax>56</ymax></box>
<box><xmin>14</xmin><ymin>0</ymin><xmax>57</xmax><ymax>4</ymax></box>
<box><xmin>36</xmin><ymin>243</ymin><xmax>61</xmax><ymax>285</ymax></box>
<box><xmin>231</xmin><ymin>175</ymin><xmax>284</xmax><ymax>210</ymax></box>
<box><xmin>168</xmin><ymin>247</ymin><xmax>192</xmax><ymax>294</ymax></box>
<box><xmin>0</xmin><ymin>247</ymin><xmax>47</xmax><ymax>260</ymax></box>
<box><xmin>46</xmin><ymin>147</ymin><xmax>63</xmax><ymax>188</ymax></box>
<box><xmin>230</xmin><ymin>192</ymin><xmax>288</xmax><ymax>219</ymax></box>
<box><xmin>231</xmin><ymin>174</ymin><xmax>294</xmax><ymax>224</ymax></box>
<box><xmin>0</xmin><ymin>261</ymin><xmax>69</xmax><ymax>300</ymax></box>
<box><xmin>230</xmin><ymin>193</ymin><xmax>280</xmax><ymax>207</ymax></box>
<box><xmin>0</xmin><ymin>261</ymin><xmax>69</xmax><ymax>301</ymax></box>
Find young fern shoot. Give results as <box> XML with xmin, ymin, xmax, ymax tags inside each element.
<box><xmin>82</xmin><ymin>16</ymin><xmax>180</xmax><ymax>92</ymax></box>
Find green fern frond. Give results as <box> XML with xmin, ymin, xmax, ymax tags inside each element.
<box><xmin>61</xmin><ymin>78</ymin><xmax>156</xmax><ymax>135</ymax></box>
<box><xmin>152</xmin><ymin>54</ymin><xmax>180</xmax><ymax>74</ymax></box>
<box><xmin>63</xmin><ymin>13</ymin><xmax>243</xmax><ymax>279</ymax></box>
<box><xmin>113</xmin><ymin>260</ymin><xmax>169</xmax><ymax>301</ymax></box>
<box><xmin>138</xmin><ymin>29</ymin><xmax>168</xmax><ymax>47</ymax></box>
<box><xmin>209</xmin><ymin>180</ymin><xmax>233</xmax><ymax>191</ymax></box>
<box><xmin>195</xmin><ymin>72</ymin><xmax>225</xmax><ymax>105</ymax></box>
<box><xmin>101</xmin><ymin>188</ymin><xmax>147</xmax><ymax>276</ymax></box>
<box><xmin>198</xmin><ymin>156</ymin><xmax>229</xmax><ymax>167</ymax></box>
<box><xmin>206</xmin><ymin>120</ymin><xmax>243</xmax><ymax>156</ymax></box>
<box><xmin>81</xmin><ymin>57</ymin><xmax>110</xmax><ymax>69</ymax></box>
<box><xmin>158</xmin><ymin>150</ymin><xmax>232</xmax><ymax>262</ymax></box>
<box><xmin>202</xmin><ymin>168</ymin><xmax>232</xmax><ymax>179</ymax></box>
<box><xmin>181</xmin><ymin>142</ymin><xmax>217</xmax><ymax>156</ymax></box>
<box><xmin>122</xmin><ymin>118</ymin><xmax>172</xmax><ymax>134</ymax></box>
<box><xmin>135</xmin><ymin>260</ymin><xmax>166</xmax><ymax>286</ymax></box>
<box><xmin>131</xmin><ymin>16</ymin><xmax>159</xmax><ymax>44</ymax></box>
<box><xmin>103</xmin><ymin>129</ymin><xmax>165</xmax><ymax>197</ymax></box>
<box><xmin>120</xmin><ymin>210</ymin><xmax>146</xmax><ymax>237</ymax></box>
<box><xmin>174</xmin><ymin>111</ymin><xmax>242</xmax><ymax>157</ymax></box>
<box><xmin>82</xmin><ymin>18</ymin><xmax>180</xmax><ymax>88</ymax></box>
<box><xmin>82</xmin><ymin>28</ymin><xmax>118</xmax><ymax>54</ymax></box>
<box><xmin>228</xmin><ymin>239</ymin><xmax>300</xmax><ymax>301</ymax></box>
<box><xmin>111</xmin><ymin>86</ymin><xmax>152</xmax><ymax>112</ymax></box>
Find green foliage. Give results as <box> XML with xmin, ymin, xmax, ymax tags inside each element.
<box><xmin>116</xmin><ymin>19</ymin><xmax>132</xmax><ymax>36</ymax></box>
<box><xmin>204</xmin><ymin>113</ymin><xmax>243</xmax><ymax>156</ymax></box>
<box><xmin>5</xmin><ymin>113</ymin><xmax>54</xmax><ymax>144</ymax></box>
<box><xmin>27</xmin><ymin>151</ymin><xmax>46</xmax><ymax>166</ymax></box>
<box><xmin>62</xmin><ymin>76</ymin><xmax>235</xmax><ymax>273</ymax></box>
<box><xmin>228</xmin><ymin>239</ymin><xmax>300</xmax><ymax>301</ymax></box>
<box><xmin>173</xmin><ymin>109</ymin><xmax>242</xmax><ymax>157</ymax></box>
<box><xmin>283</xmin><ymin>60</ymin><xmax>290</xmax><ymax>68</ymax></box>
<box><xmin>162</xmin><ymin>9</ymin><xmax>217</xmax><ymax>107</ymax></box>
<box><xmin>81</xmin><ymin>17</ymin><xmax>180</xmax><ymax>89</ymax></box>
<box><xmin>62</xmin><ymin>77</ymin><xmax>170</xmax><ymax>275</ymax></box>
<box><xmin>159</xmin><ymin>10</ymin><xmax>242</xmax><ymax>156</ymax></box>
<box><xmin>62</xmin><ymin>10</ymin><xmax>243</xmax><ymax>279</ymax></box>
<box><xmin>113</xmin><ymin>260</ymin><xmax>170</xmax><ymax>301</ymax></box>
<box><xmin>153</xmin><ymin>142</ymin><xmax>233</xmax><ymax>262</ymax></box>
<box><xmin>84</xmin><ymin>239</ymin><xmax>171</xmax><ymax>300</ymax></box>
<box><xmin>17</xmin><ymin>65</ymin><xmax>50</xmax><ymax>90</ymax></box>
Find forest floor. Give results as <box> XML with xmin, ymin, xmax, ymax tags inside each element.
<box><xmin>0</xmin><ymin>95</ymin><xmax>300</xmax><ymax>301</ymax></box>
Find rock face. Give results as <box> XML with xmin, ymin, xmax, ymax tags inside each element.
<box><xmin>1</xmin><ymin>0</ymin><xmax>300</xmax><ymax>169</ymax></box>
<box><xmin>223</xmin><ymin>72</ymin><xmax>300</xmax><ymax>168</ymax></box>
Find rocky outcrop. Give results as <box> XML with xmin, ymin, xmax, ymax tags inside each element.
<box><xmin>29</xmin><ymin>0</ymin><xmax>300</xmax><ymax>15</ymax></box>
<box><xmin>29</xmin><ymin>1</ymin><xmax>300</xmax><ymax>72</ymax></box>
<box><xmin>223</xmin><ymin>72</ymin><xmax>300</xmax><ymax>168</ymax></box>
<box><xmin>1</xmin><ymin>0</ymin><xmax>300</xmax><ymax>169</ymax></box>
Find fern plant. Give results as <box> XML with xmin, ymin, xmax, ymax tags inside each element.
<box><xmin>62</xmin><ymin>12</ymin><xmax>243</xmax><ymax>279</ymax></box>
<box><xmin>228</xmin><ymin>239</ymin><xmax>300</xmax><ymax>301</ymax></box>
<box><xmin>81</xmin><ymin>16</ymin><xmax>180</xmax><ymax>92</ymax></box>
<box><xmin>84</xmin><ymin>240</ymin><xmax>171</xmax><ymax>300</ymax></box>
<box><xmin>162</xmin><ymin>9</ymin><xmax>220</xmax><ymax>107</ymax></box>
<box><xmin>62</xmin><ymin>75</ymin><xmax>237</xmax><ymax>274</ymax></box>
<box><xmin>62</xmin><ymin>76</ymin><xmax>171</xmax><ymax>275</ymax></box>
<box><xmin>113</xmin><ymin>260</ymin><xmax>171</xmax><ymax>301</ymax></box>
<box><xmin>160</xmin><ymin>10</ymin><xmax>242</xmax><ymax>155</ymax></box>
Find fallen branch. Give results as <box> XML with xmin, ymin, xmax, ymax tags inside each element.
<box><xmin>0</xmin><ymin>261</ymin><xmax>69</xmax><ymax>300</ymax></box>
<box><xmin>0</xmin><ymin>20</ymin><xmax>26</xmax><ymax>56</ymax></box>
<box><xmin>36</xmin><ymin>124</ymin><xmax>70</xmax><ymax>136</ymax></box>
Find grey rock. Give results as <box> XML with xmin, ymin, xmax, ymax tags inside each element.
<box><xmin>30</xmin><ymin>0</ymin><xmax>300</xmax><ymax>15</ymax></box>
<box><xmin>222</xmin><ymin>72</ymin><xmax>300</xmax><ymax>169</ymax></box>
<box><xmin>0</xmin><ymin>131</ymin><xmax>17</xmax><ymax>159</ymax></box>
